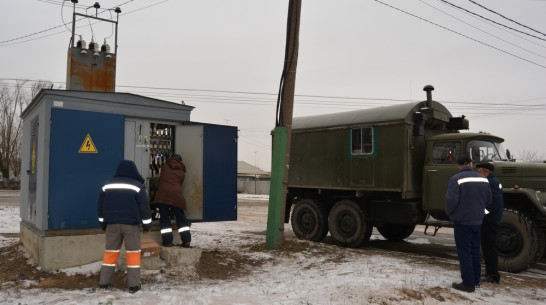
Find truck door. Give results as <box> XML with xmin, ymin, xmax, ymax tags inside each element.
<box><xmin>422</xmin><ymin>141</ymin><xmax>461</xmax><ymax>220</ymax></box>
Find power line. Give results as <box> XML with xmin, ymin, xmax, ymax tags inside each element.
<box><xmin>1</xmin><ymin>77</ymin><xmax>545</xmax><ymax>112</ymax></box>
<box><xmin>466</xmin><ymin>0</ymin><xmax>546</xmax><ymax>38</ymax></box>
<box><xmin>421</xmin><ymin>0</ymin><xmax>546</xmax><ymax>59</ymax></box>
<box><xmin>437</xmin><ymin>0</ymin><xmax>546</xmax><ymax>42</ymax></box>
<box><xmin>433</xmin><ymin>0</ymin><xmax>546</xmax><ymax>51</ymax></box>
<box><xmin>238</xmin><ymin>136</ymin><xmax>272</xmax><ymax>150</ymax></box>
<box><xmin>0</xmin><ymin>24</ymin><xmax>68</xmax><ymax>45</ymax></box>
<box><xmin>0</xmin><ymin>0</ymin><xmax>166</xmax><ymax>46</ymax></box>
<box><xmin>374</xmin><ymin>0</ymin><xmax>546</xmax><ymax>69</ymax></box>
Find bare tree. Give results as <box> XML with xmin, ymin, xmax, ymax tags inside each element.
<box><xmin>0</xmin><ymin>80</ymin><xmax>51</xmax><ymax>188</ymax></box>
<box><xmin>517</xmin><ymin>149</ymin><xmax>546</xmax><ymax>162</ymax></box>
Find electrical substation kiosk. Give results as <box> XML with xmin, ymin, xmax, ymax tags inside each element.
<box><xmin>19</xmin><ymin>89</ymin><xmax>238</xmax><ymax>270</ymax></box>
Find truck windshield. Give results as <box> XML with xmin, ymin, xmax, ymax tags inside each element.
<box><xmin>467</xmin><ymin>140</ymin><xmax>508</xmax><ymax>162</ymax></box>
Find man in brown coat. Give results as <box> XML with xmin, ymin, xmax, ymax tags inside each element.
<box><xmin>153</xmin><ymin>154</ymin><xmax>191</xmax><ymax>247</ymax></box>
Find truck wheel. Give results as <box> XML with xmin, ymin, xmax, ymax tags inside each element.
<box><xmin>328</xmin><ymin>200</ymin><xmax>372</xmax><ymax>248</ymax></box>
<box><xmin>290</xmin><ymin>198</ymin><xmax>328</xmax><ymax>242</ymax></box>
<box><xmin>377</xmin><ymin>223</ymin><xmax>416</xmax><ymax>241</ymax></box>
<box><xmin>497</xmin><ymin>209</ymin><xmax>545</xmax><ymax>273</ymax></box>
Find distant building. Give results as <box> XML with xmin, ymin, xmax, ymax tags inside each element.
<box><xmin>237</xmin><ymin>161</ymin><xmax>270</xmax><ymax>194</ymax></box>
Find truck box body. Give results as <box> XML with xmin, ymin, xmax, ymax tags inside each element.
<box><xmin>289</xmin><ymin>100</ymin><xmax>452</xmax><ymax>200</ymax></box>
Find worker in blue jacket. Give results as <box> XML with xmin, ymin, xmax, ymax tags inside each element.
<box><xmin>446</xmin><ymin>155</ymin><xmax>492</xmax><ymax>293</ymax></box>
<box><xmin>476</xmin><ymin>162</ymin><xmax>504</xmax><ymax>284</ymax></box>
<box><xmin>97</xmin><ymin>160</ymin><xmax>152</xmax><ymax>294</ymax></box>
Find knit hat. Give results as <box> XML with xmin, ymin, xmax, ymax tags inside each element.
<box><xmin>457</xmin><ymin>155</ymin><xmax>472</xmax><ymax>165</ymax></box>
<box><xmin>475</xmin><ymin>162</ymin><xmax>494</xmax><ymax>172</ymax></box>
<box><xmin>172</xmin><ymin>154</ymin><xmax>182</xmax><ymax>162</ymax></box>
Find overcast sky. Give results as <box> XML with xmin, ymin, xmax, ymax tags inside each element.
<box><xmin>1</xmin><ymin>0</ymin><xmax>545</xmax><ymax>171</ymax></box>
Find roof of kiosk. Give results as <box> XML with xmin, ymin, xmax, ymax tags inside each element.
<box><xmin>22</xmin><ymin>89</ymin><xmax>194</xmax><ymax>121</ymax></box>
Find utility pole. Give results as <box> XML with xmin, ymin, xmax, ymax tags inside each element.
<box><xmin>266</xmin><ymin>0</ymin><xmax>302</xmax><ymax>249</ymax></box>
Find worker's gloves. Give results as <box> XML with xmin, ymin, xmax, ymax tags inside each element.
<box><xmin>100</xmin><ymin>222</ymin><xmax>107</xmax><ymax>231</ymax></box>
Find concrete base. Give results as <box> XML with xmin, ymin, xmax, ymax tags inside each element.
<box><xmin>20</xmin><ymin>222</ymin><xmax>105</xmax><ymax>271</ymax></box>
<box><xmin>117</xmin><ymin>251</ymin><xmax>161</xmax><ymax>271</ymax></box>
<box><xmin>160</xmin><ymin>246</ymin><xmax>202</xmax><ymax>269</ymax></box>
<box><xmin>19</xmin><ymin>221</ymin><xmax>178</xmax><ymax>272</ymax></box>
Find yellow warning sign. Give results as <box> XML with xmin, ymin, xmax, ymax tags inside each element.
<box><xmin>79</xmin><ymin>133</ymin><xmax>98</xmax><ymax>153</ymax></box>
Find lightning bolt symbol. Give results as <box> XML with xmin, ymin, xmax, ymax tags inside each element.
<box><xmin>86</xmin><ymin>141</ymin><xmax>91</xmax><ymax>149</ymax></box>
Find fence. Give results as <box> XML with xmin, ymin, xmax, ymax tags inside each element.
<box><xmin>237</xmin><ymin>180</ymin><xmax>270</xmax><ymax>195</ymax></box>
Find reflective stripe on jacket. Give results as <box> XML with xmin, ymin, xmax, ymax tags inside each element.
<box><xmin>445</xmin><ymin>166</ymin><xmax>492</xmax><ymax>225</ymax></box>
<box><xmin>97</xmin><ymin>160</ymin><xmax>152</xmax><ymax>226</ymax></box>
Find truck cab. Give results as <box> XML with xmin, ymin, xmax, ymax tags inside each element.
<box><xmin>423</xmin><ymin>132</ymin><xmax>507</xmax><ymax>219</ymax></box>
<box><xmin>423</xmin><ymin>132</ymin><xmax>546</xmax><ymax>272</ymax></box>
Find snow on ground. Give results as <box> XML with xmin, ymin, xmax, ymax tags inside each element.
<box><xmin>0</xmin><ymin>205</ymin><xmax>19</xmax><ymax>234</ymax></box>
<box><xmin>0</xmin><ymin>194</ymin><xmax>545</xmax><ymax>304</ymax></box>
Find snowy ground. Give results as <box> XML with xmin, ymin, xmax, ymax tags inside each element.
<box><xmin>0</xmin><ymin>192</ymin><xmax>545</xmax><ymax>304</ymax></box>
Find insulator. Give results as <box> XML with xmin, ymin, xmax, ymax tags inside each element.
<box><xmin>89</xmin><ymin>40</ymin><xmax>98</xmax><ymax>51</ymax></box>
<box><xmin>101</xmin><ymin>39</ymin><xmax>111</xmax><ymax>53</ymax></box>
<box><xmin>77</xmin><ymin>35</ymin><xmax>86</xmax><ymax>49</ymax></box>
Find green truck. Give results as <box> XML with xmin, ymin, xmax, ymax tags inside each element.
<box><xmin>286</xmin><ymin>85</ymin><xmax>546</xmax><ymax>272</ymax></box>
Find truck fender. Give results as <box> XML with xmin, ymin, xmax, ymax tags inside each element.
<box><xmin>502</xmin><ymin>188</ymin><xmax>546</xmax><ymax>216</ymax></box>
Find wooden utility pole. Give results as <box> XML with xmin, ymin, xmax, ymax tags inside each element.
<box><xmin>266</xmin><ymin>0</ymin><xmax>302</xmax><ymax>249</ymax></box>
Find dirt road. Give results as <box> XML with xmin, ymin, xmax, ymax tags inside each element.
<box><xmin>0</xmin><ymin>190</ymin><xmax>19</xmax><ymax>207</ymax></box>
<box><xmin>238</xmin><ymin>195</ymin><xmax>546</xmax><ymax>279</ymax></box>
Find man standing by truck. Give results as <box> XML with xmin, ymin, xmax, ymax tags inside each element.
<box><xmin>445</xmin><ymin>155</ymin><xmax>492</xmax><ymax>293</ymax></box>
<box><xmin>476</xmin><ymin>162</ymin><xmax>504</xmax><ymax>284</ymax></box>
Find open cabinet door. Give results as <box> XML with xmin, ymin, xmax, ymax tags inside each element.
<box><xmin>176</xmin><ymin>123</ymin><xmax>238</xmax><ymax>222</ymax></box>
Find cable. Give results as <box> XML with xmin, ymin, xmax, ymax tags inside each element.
<box><xmin>1</xmin><ymin>0</ymin><xmax>164</xmax><ymax>46</ymax></box>
<box><xmin>119</xmin><ymin>84</ymin><xmax>278</xmax><ymax>96</ymax></box>
<box><xmin>421</xmin><ymin>0</ymin><xmax>546</xmax><ymax>59</ymax></box>
<box><xmin>374</xmin><ymin>0</ymin><xmax>546</xmax><ymax>69</ymax></box>
<box><xmin>276</xmin><ymin>0</ymin><xmax>292</xmax><ymax>126</ymax></box>
<box><xmin>466</xmin><ymin>0</ymin><xmax>546</xmax><ymax>38</ymax></box>
<box><xmin>437</xmin><ymin>0</ymin><xmax>546</xmax><ymax>42</ymax></box>
<box><xmin>238</xmin><ymin>136</ymin><xmax>272</xmax><ymax>150</ymax></box>
<box><xmin>433</xmin><ymin>0</ymin><xmax>546</xmax><ymax>51</ymax></box>
<box><xmin>1</xmin><ymin>78</ymin><xmax>545</xmax><ymax>115</ymax></box>
<box><xmin>2</xmin><ymin>77</ymin><xmax>545</xmax><ymax>109</ymax></box>
<box><xmin>276</xmin><ymin>0</ymin><xmax>301</xmax><ymax>127</ymax></box>
<box><xmin>60</xmin><ymin>1</ymin><xmax>73</xmax><ymax>33</ymax></box>
<box><xmin>0</xmin><ymin>23</ymin><xmax>68</xmax><ymax>45</ymax></box>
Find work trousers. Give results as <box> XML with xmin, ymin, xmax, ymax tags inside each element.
<box><xmin>481</xmin><ymin>223</ymin><xmax>500</xmax><ymax>278</ymax></box>
<box><xmin>157</xmin><ymin>203</ymin><xmax>191</xmax><ymax>245</ymax></box>
<box><xmin>454</xmin><ymin>223</ymin><xmax>482</xmax><ymax>287</ymax></box>
<box><xmin>99</xmin><ymin>224</ymin><xmax>141</xmax><ymax>288</ymax></box>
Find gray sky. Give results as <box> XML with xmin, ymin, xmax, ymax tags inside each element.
<box><xmin>1</xmin><ymin>0</ymin><xmax>545</xmax><ymax>171</ymax></box>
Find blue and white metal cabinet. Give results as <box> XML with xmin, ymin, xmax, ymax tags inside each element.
<box><xmin>20</xmin><ymin>89</ymin><xmax>237</xmax><ymax>231</ymax></box>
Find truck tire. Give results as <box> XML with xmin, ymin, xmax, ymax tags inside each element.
<box><xmin>290</xmin><ymin>198</ymin><xmax>329</xmax><ymax>242</ymax></box>
<box><xmin>377</xmin><ymin>223</ymin><xmax>416</xmax><ymax>241</ymax></box>
<box><xmin>497</xmin><ymin>209</ymin><xmax>545</xmax><ymax>273</ymax></box>
<box><xmin>328</xmin><ymin>200</ymin><xmax>372</xmax><ymax>248</ymax></box>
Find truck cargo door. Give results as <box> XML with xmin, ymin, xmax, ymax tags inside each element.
<box><xmin>175</xmin><ymin>123</ymin><xmax>237</xmax><ymax>222</ymax></box>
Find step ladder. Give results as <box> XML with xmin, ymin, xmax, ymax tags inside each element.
<box><xmin>423</xmin><ymin>214</ymin><xmax>453</xmax><ymax>236</ymax></box>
